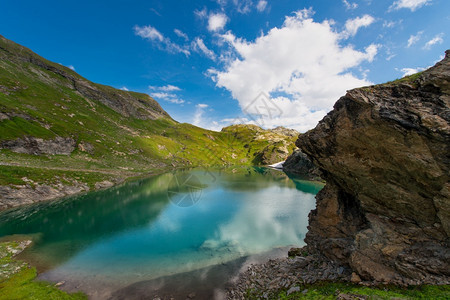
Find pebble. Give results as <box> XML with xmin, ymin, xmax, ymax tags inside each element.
<box><xmin>287</xmin><ymin>286</ymin><xmax>301</xmax><ymax>295</ymax></box>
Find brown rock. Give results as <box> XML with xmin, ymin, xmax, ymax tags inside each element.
<box><xmin>350</xmin><ymin>272</ymin><xmax>361</xmax><ymax>283</ymax></box>
<box><xmin>297</xmin><ymin>50</ymin><xmax>450</xmax><ymax>285</ymax></box>
<box><xmin>1</xmin><ymin>136</ymin><xmax>76</xmax><ymax>155</ymax></box>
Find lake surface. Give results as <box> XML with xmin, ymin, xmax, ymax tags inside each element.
<box><xmin>0</xmin><ymin>167</ymin><xmax>323</xmax><ymax>299</ymax></box>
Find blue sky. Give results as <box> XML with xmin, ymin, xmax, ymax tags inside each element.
<box><xmin>1</xmin><ymin>0</ymin><xmax>449</xmax><ymax>131</ymax></box>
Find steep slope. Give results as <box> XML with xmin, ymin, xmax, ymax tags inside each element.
<box><xmin>0</xmin><ymin>35</ymin><xmax>297</xmax><ymax>210</ymax></box>
<box><xmin>297</xmin><ymin>51</ymin><xmax>450</xmax><ymax>284</ymax></box>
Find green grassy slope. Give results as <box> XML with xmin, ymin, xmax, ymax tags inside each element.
<box><xmin>0</xmin><ymin>35</ymin><xmax>297</xmax><ymax>201</ymax></box>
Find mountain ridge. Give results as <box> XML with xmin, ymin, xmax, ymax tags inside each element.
<box><xmin>0</xmin><ymin>35</ymin><xmax>298</xmax><ymax>210</ymax></box>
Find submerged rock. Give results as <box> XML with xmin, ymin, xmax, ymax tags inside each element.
<box><xmin>297</xmin><ymin>50</ymin><xmax>450</xmax><ymax>285</ymax></box>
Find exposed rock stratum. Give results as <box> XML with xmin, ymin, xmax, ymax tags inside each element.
<box><xmin>297</xmin><ymin>51</ymin><xmax>450</xmax><ymax>285</ymax></box>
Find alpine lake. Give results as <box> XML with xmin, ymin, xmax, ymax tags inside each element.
<box><xmin>0</xmin><ymin>167</ymin><xmax>323</xmax><ymax>299</ymax></box>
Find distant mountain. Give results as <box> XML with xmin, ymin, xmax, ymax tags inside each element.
<box><xmin>0</xmin><ymin>35</ymin><xmax>298</xmax><ymax>209</ymax></box>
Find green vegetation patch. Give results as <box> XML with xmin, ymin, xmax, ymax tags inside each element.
<box><xmin>0</xmin><ymin>241</ymin><xmax>86</xmax><ymax>300</ymax></box>
<box><xmin>272</xmin><ymin>282</ymin><xmax>450</xmax><ymax>300</ymax></box>
<box><xmin>386</xmin><ymin>71</ymin><xmax>424</xmax><ymax>86</ymax></box>
<box><xmin>0</xmin><ymin>165</ymin><xmax>115</xmax><ymax>189</ymax></box>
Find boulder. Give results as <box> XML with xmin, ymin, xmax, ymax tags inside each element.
<box><xmin>296</xmin><ymin>51</ymin><xmax>450</xmax><ymax>285</ymax></box>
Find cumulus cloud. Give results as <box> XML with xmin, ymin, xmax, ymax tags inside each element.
<box><xmin>192</xmin><ymin>38</ymin><xmax>217</xmax><ymax>60</ymax></box>
<box><xmin>342</xmin><ymin>15</ymin><xmax>375</xmax><ymax>38</ymax></box>
<box><xmin>256</xmin><ymin>0</ymin><xmax>268</xmax><ymax>12</ymax></box>
<box><xmin>389</xmin><ymin>0</ymin><xmax>431</xmax><ymax>12</ymax></box>
<box><xmin>423</xmin><ymin>33</ymin><xmax>444</xmax><ymax>49</ymax></box>
<box><xmin>208</xmin><ymin>12</ymin><xmax>228</xmax><ymax>32</ymax></box>
<box><xmin>134</xmin><ymin>25</ymin><xmax>190</xmax><ymax>56</ymax></box>
<box><xmin>343</xmin><ymin>0</ymin><xmax>358</xmax><ymax>10</ymax></box>
<box><xmin>209</xmin><ymin>9</ymin><xmax>378</xmax><ymax>131</ymax></box>
<box><xmin>407</xmin><ymin>31</ymin><xmax>423</xmax><ymax>47</ymax></box>
<box><xmin>120</xmin><ymin>86</ymin><xmax>129</xmax><ymax>91</ymax></box>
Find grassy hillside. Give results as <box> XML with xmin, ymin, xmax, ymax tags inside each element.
<box><xmin>0</xmin><ymin>35</ymin><xmax>297</xmax><ymax>207</ymax></box>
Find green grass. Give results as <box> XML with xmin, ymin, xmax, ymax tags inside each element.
<box><xmin>0</xmin><ymin>165</ymin><xmax>115</xmax><ymax>189</ymax></box>
<box><xmin>0</xmin><ymin>242</ymin><xmax>86</xmax><ymax>300</ymax></box>
<box><xmin>385</xmin><ymin>71</ymin><xmax>424</xmax><ymax>86</ymax></box>
<box><xmin>271</xmin><ymin>282</ymin><xmax>450</xmax><ymax>300</ymax></box>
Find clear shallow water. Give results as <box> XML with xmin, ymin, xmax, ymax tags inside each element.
<box><xmin>0</xmin><ymin>167</ymin><xmax>323</xmax><ymax>299</ymax></box>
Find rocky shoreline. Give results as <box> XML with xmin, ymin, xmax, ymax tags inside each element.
<box><xmin>227</xmin><ymin>246</ymin><xmax>353</xmax><ymax>299</ymax></box>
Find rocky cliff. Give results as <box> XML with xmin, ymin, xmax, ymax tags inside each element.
<box><xmin>297</xmin><ymin>51</ymin><xmax>450</xmax><ymax>285</ymax></box>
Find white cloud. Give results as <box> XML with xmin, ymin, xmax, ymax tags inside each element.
<box><xmin>256</xmin><ymin>0</ymin><xmax>268</xmax><ymax>12</ymax></box>
<box><xmin>215</xmin><ymin>0</ymin><xmax>253</xmax><ymax>14</ymax></box>
<box><xmin>120</xmin><ymin>86</ymin><xmax>129</xmax><ymax>91</ymax></box>
<box><xmin>233</xmin><ymin>0</ymin><xmax>252</xmax><ymax>14</ymax></box>
<box><xmin>174</xmin><ymin>29</ymin><xmax>189</xmax><ymax>41</ymax></box>
<box><xmin>209</xmin><ymin>9</ymin><xmax>378</xmax><ymax>132</ymax></box>
<box><xmin>343</xmin><ymin>0</ymin><xmax>358</xmax><ymax>10</ymax></box>
<box><xmin>382</xmin><ymin>20</ymin><xmax>401</xmax><ymax>28</ymax></box>
<box><xmin>192</xmin><ymin>38</ymin><xmax>217</xmax><ymax>61</ymax></box>
<box><xmin>194</xmin><ymin>7</ymin><xmax>208</xmax><ymax>19</ymax></box>
<box><xmin>150</xmin><ymin>85</ymin><xmax>181</xmax><ymax>92</ymax></box>
<box><xmin>423</xmin><ymin>33</ymin><xmax>444</xmax><ymax>49</ymax></box>
<box><xmin>407</xmin><ymin>31</ymin><xmax>423</xmax><ymax>47</ymax></box>
<box><xmin>193</xmin><ymin>104</ymin><xmax>209</xmax><ymax>126</ymax></box>
<box><xmin>208</xmin><ymin>13</ymin><xmax>228</xmax><ymax>32</ymax></box>
<box><xmin>400</xmin><ymin>67</ymin><xmax>425</xmax><ymax>77</ymax></box>
<box><xmin>150</xmin><ymin>92</ymin><xmax>172</xmax><ymax>99</ymax></box>
<box><xmin>68</xmin><ymin>65</ymin><xmax>75</xmax><ymax>71</ymax></box>
<box><xmin>134</xmin><ymin>25</ymin><xmax>163</xmax><ymax>41</ymax></box>
<box><xmin>150</xmin><ymin>92</ymin><xmax>185</xmax><ymax>104</ymax></box>
<box><xmin>165</xmin><ymin>98</ymin><xmax>185</xmax><ymax>104</ymax></box>
<box><xmin>342</xmin><ymin>15</ymin><xmax>375</xmax><ymax>38</ymax></box>
<box><xmin>134</xmin><ymin>25</ymin><xmax>190</xmax><ymax>56</ymax></box>
<box><xmin>389</xmin><ymin>0</ymin><xmax>431</xmax><ymax>12</ymax></box>
<box><xmin>149</xmin><ymin>85</ymin><xmax>185</xmax><ymax>104</ymax></box>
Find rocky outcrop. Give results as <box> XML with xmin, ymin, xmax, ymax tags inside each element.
<box><xmin>297</xmin><ymin>51</ymin><xmax>450</xmax><ymax>285</ymax></box>
<box><xmin>1</xmin><ymin>136</ymin><xmax>76</xmax><ymax>155</ymax></box>
<box><xmin>222</xmin><ymin>124</ymin><xmax>298</xmax><ymax>165</ymax></box>
<box><xmin>283</xmin><ymin>149</ymin><xmax>322</xmax><ymax>180</ymax></box>
<box><xmin>0</xmin><ymin>182</ymin><xmax>89</xmax><ymax>210</ymax></box>
<box><xmin>270</xmin><ymin>126</ymin><xmax>299</xmax><ymax>137</ymax></box>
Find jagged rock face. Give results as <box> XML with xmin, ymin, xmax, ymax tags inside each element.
<box><xmin>297</xmin><ymin>51</ymin><xmax>450</xmax><ymax>285</ymax></box>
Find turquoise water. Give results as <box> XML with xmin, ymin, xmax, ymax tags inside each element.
<box><xmin>0</xmin><ymin>167</ymin><xmax>323</xmax><ymax>298</ymax></box>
